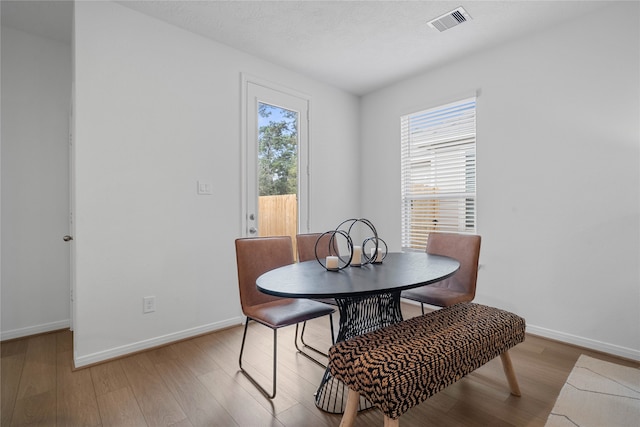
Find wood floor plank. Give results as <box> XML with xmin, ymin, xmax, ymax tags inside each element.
<box><xmin>1</xmin><ymin>338</ymin><xmax>28</xmax><ymax>358</ymax></box>
<box><xmin>440</xmin><ymin>373</ymin><xmax>534</xmax><ymax>426</ymax></box>
<box><xmin>198</xmin><ymin>325</ymin><xmax>312</xmax><ymax>416</ymax></box>
<box><xmin>56</xmin><ymin>349</ymin><xmax>101</xmax><ymax>426</ymax></box>
<box><xmin>56</xmin><ymin>329</ymin><xmax>73</xmax><ymax>353</ymax></box>
<box><xmin>10</xmin><ymin>334</ymin><xmax>57</xmax><ymax>426</ymax></box>
<box><xmin>90</xmin><ymin>359</ymin><xmax>130</xmax><ymax>396</ymax></box>
<box><xmin>120</xmin><ymin>353</ymin><xmax>189</xmax><ymax>426</ymax></box>
<box><xmin>168</xmin><ymin>339</ymin><xmax>222</xmax><ymax>377</ymax></box>
<box><xmin>192</xmin><ymin>329</ymin><xmax>312</xmax><ymax>414</ymax></box>
<box><xmin>174</xmin><ymin>383</ymin><xmax>234</xmax><ymax>427</ymax></box>
<box><xmin>10</xmin><ymin>389</ymin><xmax>57</xmax><ymax>426</ymax></box>
<box><xmin>95</xmin><ymin>386</ymin><xmax>147</xmax><ymax>427</ymax></box>
<box><xmin>2</xmin><ymin>302</ymin><xmax>636</xmax><ymax>427</ymax></box>
<box><xmin>204</xmin><ymin>334</ymin><xmax>301</xmax><ymax>414</ymax></box>
<box><xmin>15</xmin><ymin>334</ymin><xmax>57</xmax><ymax>399</ymax></box>
<box><xmin>198</xmin><ymin>368</ymin><xmax>285</xmax><ymax>427</ymax></box>
<box><xmin>275</xmin><ymin>402</ymin><xmax>336</xmax><ymax>427</ymax></box>
<box><xmin>191</xmin><ymin>333</ymin><xmax>238</xmax><ymax>374</ymax></box>
<box><xmin>1</xmin><ymin>353</ymin><xmax>25</xmax><ymax>426</ymax></box>
<box><xmin>150</xmin><ymin>346</ymin><xmax>238</xmax><ymax>427</ymax></box>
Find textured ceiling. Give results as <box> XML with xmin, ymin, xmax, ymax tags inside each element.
<box><xmin>1</xmin><ymin>1</ymin><xmax>73</xmax><ymax>44</ymax></box>
<box><xmin>2</xmin><ymin>1</ymin><xmax>613</xmax><ymax>95</ymax></box>
<box><xmin>115</xmin><ymin>1</ymin><xmax>612</xmax><ymax>95</ymax></box>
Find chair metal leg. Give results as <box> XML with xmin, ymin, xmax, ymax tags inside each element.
<box><xmin>297</xmin><ymin>313</ymin><xmax>335</xmax><ymax>364</ymax></box>
<box><xmin>239</xmin><ymin>318</ymin><xmax>278</xmax><ymax>399</ymax></box>
<box><xmin>330</xmin><ymin>313</ymin><xmax>336</xmax><ymax>344</ymax></box>
<box><xmin>295</xmin><ymin>324</ymin><xmax>328</xmax><ymax>368</ymax></box>
<box><xmin>300</xmin><ymin>314</ymin><xmax>336</xmax><ymax>357</ymax></box>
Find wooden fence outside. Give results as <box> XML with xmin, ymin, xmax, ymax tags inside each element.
<box><xmin>258</xmin><ymin>194</ymin><xmax>299</xmax><ymax>257</ymax></box>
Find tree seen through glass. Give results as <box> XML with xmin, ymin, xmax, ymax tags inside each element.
<box><xmin>258</xmin><ymin>103</ymin><xmax>298</xmax><ymax>196</ymax></box>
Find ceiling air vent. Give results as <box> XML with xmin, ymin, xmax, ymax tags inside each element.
<box><xmin>427</xmin><ymin>7</ymin><xmax>472</xmax><ymax>32</ymax></box>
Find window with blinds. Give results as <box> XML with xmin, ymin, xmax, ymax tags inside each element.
<box><xmin>401</xmin><ymin>97</ymin><xmax>476</xmax><ymax>251</ymax></box>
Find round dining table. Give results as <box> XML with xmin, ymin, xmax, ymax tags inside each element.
<box><xmin>257</xmin><ymin>251</ymin><xmax>460</xmax><ymax>413</ymax></box>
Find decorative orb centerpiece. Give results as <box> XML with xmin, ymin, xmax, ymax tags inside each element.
<box><xmin>314</xmin><ymin>230</ymin><xmax>353</xmax><ymax>271</ymax></box>
<box><xmin>315</xmin><ymin>218</ymin><xmax>387</xmax><ymax>271</ymax></box>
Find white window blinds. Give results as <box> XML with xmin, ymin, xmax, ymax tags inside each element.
<box><xmin>401</xmin><ymin>97</ymin><xmax>476</xmax><ymax>251</ymax></box>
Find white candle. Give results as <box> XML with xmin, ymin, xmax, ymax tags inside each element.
<box><xmin>351</xmin><ymin>246</ymin><xmax>362</xmax><ymax>266</ymax></box>
<box><xmin>326</xmin><ymin>256</ymin><xmax>339</xmax><ymax>270</ymax></box>
<box><xmin>371</xmin><ymin>247</ymin><xmax>383</xmax><ymax>263</ymax></box>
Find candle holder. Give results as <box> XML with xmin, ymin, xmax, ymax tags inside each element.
<box><xmin>315</xmin><ymin>218</ymin><xmax>386</xmax><ymax>270</ymax></box>
<box><xmin>314</xmin><ymin>230</ymin><xmax>353</xmax><ymax>271</ymax></box>
<box><xmin>363</xmin><ymin>236</ymin><xmax>388</xmax><ymax>264</ymax></box>
<box><xmin>337</xmin><ymin>218</ymin><xmax>387</xmax><ymax>266</ymax></box>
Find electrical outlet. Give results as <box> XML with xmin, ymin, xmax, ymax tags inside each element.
<box><xmin>143</xmin><ymin>296</ymin><xmax>156</xmax><ymax>314</ymax></box>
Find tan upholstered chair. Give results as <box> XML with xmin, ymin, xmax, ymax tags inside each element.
<box><xmin>296</xmin><ymin>232</ymin><xmax>339</xmax><ymax>263</ymax></box>
<box><xmin>296</xmin><ymin>233</ymin><xmax>338</xmax><ymax>353</ymax></box>
<box><xmin>235</xmin><ymin>236</ymin><xmax>335</xmax><ymax>399</ymax></box>
<box><xmin>296</xmin><ymin>233</ymin><xmax>338</xmax><ymax>306</ymax></box>
<box><xmin>402</xmin><ymin>232</ymin><xmax>481</xmax><ymax>314</ymax></box>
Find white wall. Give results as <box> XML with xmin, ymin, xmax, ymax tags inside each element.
<box><xmin>73</xmin><ymin>1</ymin><xmax>360</xmax><ymax>366</ymax></box>
<box><xmin>1</xmin><ymin>26</ymin><xmax>72</xmax><ymax>339</ymax></box>
<box><xmin>361</xmin><ymin>2</ymin><xmax>639</xmax><ymax>359</ymax></box>
<box><xmin>7</xmin><ymin>0</ymin><xmax>638</xmax><ymax>365</ymax></box>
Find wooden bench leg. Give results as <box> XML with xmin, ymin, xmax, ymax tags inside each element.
<box><xmin>340</xmin><ymin>388</ymin><xmax>360</xmax><ymax>427</ymax></box>
<box><xmin>500</xmin><ymin>350</ymin><xmax>521</xmax><ymax>396</ymax></box>
<box><xmin>384</xmin><ymin>415</ymin><xmax>400</xmax><ymax>427</ymax></box>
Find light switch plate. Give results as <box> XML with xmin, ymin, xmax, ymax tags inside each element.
<box><xmin>197</xmin><ymin>180</ymin><xmax>213</xmax><ymax>195</ymax></box>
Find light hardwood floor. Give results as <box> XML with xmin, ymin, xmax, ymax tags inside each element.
<box><xmin>2</xmin><ymin>303</ymin><xmax>638</xmax><ymax>426</ymax></box>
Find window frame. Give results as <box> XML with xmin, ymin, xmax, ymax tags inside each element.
<box><xmin>400</xmin><ymin>97</ymin><xmax>477</xmax><ymax>251</ymax></box>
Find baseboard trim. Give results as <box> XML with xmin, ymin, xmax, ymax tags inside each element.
<box><xmin>400</xmin><ymin>299</ymin><xmax>640</xmax><ymax>361</ymax></box>
<box><xmin>8</xmin><ymin>311</ymin><xmax>638</xmax><ymax>364</ymax></box>
<box><xmin>73</xmin><ymin>316</ymin><xmax>243</xmax><ymax>368</ymax></box>
<box><xmin>1</xmin><ymin>319</ymin><xmax>71</xmax><ymax>341</ymax></box>
<box><xmin>526</xmin><ymin>324</ymin><xmax>640</xmax><ymax>361</ymax></box>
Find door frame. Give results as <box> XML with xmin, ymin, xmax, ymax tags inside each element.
<box><xmin>68</xmin><ymin>87</ymin><xmax>76</xmax><ymax>331</ymax></box>
<box><xmin>240</xmin><ymin>74</ymin><xmax>311</xmax><ymax>237</ymax></box>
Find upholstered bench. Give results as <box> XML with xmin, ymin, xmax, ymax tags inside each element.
<box><xmin>328</xmin><ymin>302</ymin><xmax>526</xmax><ymax>427</ymax></box>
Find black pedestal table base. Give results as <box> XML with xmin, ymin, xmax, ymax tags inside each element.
<box><xmin>314</xmin><ymin>292</ymin><xmax>404</xmax><ymax>413</ymax></box>
<box><xmin>255</xmin><ymin>252</ymin><xmax>461</xmax><ymax>412</ymax></box>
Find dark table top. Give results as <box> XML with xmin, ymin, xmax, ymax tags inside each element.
<box><xmin>257</xmin><ymin>252</ymin><xmax>460</xmax><ymax>299</ymax></box>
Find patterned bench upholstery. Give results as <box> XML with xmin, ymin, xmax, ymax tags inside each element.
<box><xmin>329</xmin><ymin>302</ymin><xmax>526</xmax><ymax>426</ymax></box>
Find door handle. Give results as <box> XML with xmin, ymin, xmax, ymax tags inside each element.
<box><xmin>63</xmin><ymin>235</ymin><xmax>73</xmax><ymax>242</ymax></box>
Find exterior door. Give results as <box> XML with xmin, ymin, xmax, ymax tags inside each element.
<box><xmin>242</xmin><ymin>78</ymin><xmax>309</xmax><ymax>241</ymax></box>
